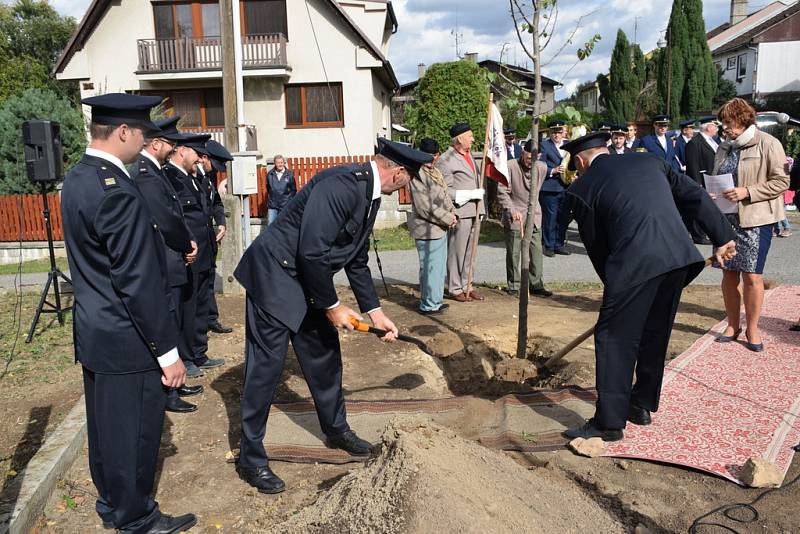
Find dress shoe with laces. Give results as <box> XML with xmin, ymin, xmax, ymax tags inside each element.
<box><xmin>197</xmin><ymin>357</ymin><xmax>225</xmax><ymax>369</ymax></box>
<box><xmin>468</xmin><ymin>290</ymin><xmax>484</xmax><ymax>301</ymax></box>
<box><xmin>325</xmin><ymin>430</ymin><xmax>372</xmax><ymax>456</ymax></box>
<box><xmin>563</xmin><ymin>419</ymin><xmax>623</xmax><ymax>442</ymax></box>
<box><xmin>543</xmin><ymin>249</ymin><xmax>555</xmax><ymax>257</ymax></box>
<box><xmin>118</xmin><ymin>513</ymin><xmax>197</xmax><ymax>534</ymax></box>
<box><xmin>166</xmin><ymin>397</ymin><xmax>197</xmax><ymax>413</ymax></box>
<box><xmin>531</xmin><ymin>287</ymin><xmax>553</xmax><ymax>298</ymax></box>
<box><xmin>504</xmin><ymin>288</ymin><xmax>519</xmax><ymax>296</ymax></box>
<box><xmin>554</xmin><ymin>249</ymin><xmax>571</xmax><ymax>256</ymax></box>
<box><xmin>208</xmin><ymin>320</ymin><xmax>233</xmax><ymax>334</ymax></box>
<box><xmin>450</xmin><ymin>292</ymin><xmax>472</xmax><ymax>302</ymax></box>
<box><xmin>627</xmin><ymin>405</ymin><xmax>651</xmax><ymax>426</ymax></box>
<box><xmin>177</xmin><ymin>384</ymin><xmax>203</xmax><ymax>397</ymax></box>
<box><xmin>236</xmin><ymin>464</ymin><xmax>286</xmax><ymax>494</ymax></box>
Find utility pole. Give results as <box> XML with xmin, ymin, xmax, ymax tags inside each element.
<box><xmin>218</xmin><ymin>0</ymin><xmax>243</xmax><ymax>295</ymax></box>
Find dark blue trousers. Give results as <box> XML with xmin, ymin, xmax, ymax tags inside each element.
<box><xmin>83</xmin><ymin>367</ymin><xmax>166</xmax><ymax>532</ymax></box>
<box><xmin>539</xmin><ymin>190</ymin><xmax>567</xmax><ymax>251</ymax></box>
<box><xmin>239</xmin><ymin>296</ymin><xmax>349</xmax><ymax>468</ymax></box>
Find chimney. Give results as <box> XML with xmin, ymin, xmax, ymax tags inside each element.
<box><xmin>730</xmin><ymin>0</ymin><xmax>748</xmax><ymax>25</ymax></box>
<box><xmin>417</xmin><ymin>63</ymin><xmax>427</xmax><ymax>78</ymax></box>
<box><xmin>464</xmin><ymin>52</ymin><xmax>478</xmax><ymax>63</ymax></box>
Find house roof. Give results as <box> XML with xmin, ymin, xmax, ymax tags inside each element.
<box><xmin>708</xmin><ymin>0</ymin><xmax>796</xmax><ymax>52</ymax></box>
<box><xmin>53</xmin><ymin>0</ymin><xmax>399</xmax><ymax>90</ymax></box>
<box><xmin>399</xmin><ymin>60</ymin><xmax>560</xmax><ymax>93</ymax></box>
<box><xmin>714</xmin><ymin>1</ymin><xmax>800</xmax><ymax>55</ymax></box>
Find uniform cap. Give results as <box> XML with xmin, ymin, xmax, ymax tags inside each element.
<box><xmin>698</xmin><ymin>116</ymin><xmax>719</xmax><ymax>125</ymax></box>
<box><xmin>503</xmin><ymin>127</ymin><xmax>515</xmax><ymax>136</ymax></box>
<box><xmin>547</xmin><ymin>120</ymin><xmax>566</xmax><ymax>130</ymax></box>
<box><xmin>595</xmin><ymin>121</ymin><xmax>613</xmax><ymax>132</ymax></box>
<box><xmin>377</xmin><ymin>137</ymin><xmax>433</xmax><ymax>174</ymax></box>
<box><xmin>82</xmin><ymin>93</ymin><xmax>162</xmax><ymax>132</ymax></box>
<box><xmin>562</xmin><ymin>131</ymin><xmax>611</xmax><ymax>171</ymax></box>
<box><xmin>176</xmin><ymin>133</ymin><xmax>212</xmax><ymax>153</ymax></box>
<box><xmin>418</xmin><ymin>138</ymin><xmax>440</xmax><ymax>155</ymax></box>
<box><xmin>206</xmin><ymin>140</ymin><xmax>233</xmax><ymax>162</ymax></box>
<box><xmin>153</xmin><ymin>116</ymin><xmax>186</xmax><ymax>141</ymax></box>
<box><xmin>679</xmin><ymin>119</ymin><xmax>696</xmax><ymax>129</ymax></box>
<box><xmin>652</xmin><ymin>114</ymin><xmax>672</xmax><ymax>124</ymax></box>
<box><xmin>449</xmin><ymin>122</ymin><xmax>472</xmax><ymax>138</ymax></box>
<box><xmin>610</xmin><ymin>124</ymin><xmax>627</xmax><ymax>135</ymax></box>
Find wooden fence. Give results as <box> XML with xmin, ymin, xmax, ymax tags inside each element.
<box><xmin>0</xmin><ymin>155</ymin><xmax>411</xmax><ymax>242</ymax></box>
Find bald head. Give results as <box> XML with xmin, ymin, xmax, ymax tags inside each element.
<box><xmin>574</xmin><ymin>146</ymin><xmax>608</xmax><ymax>173</ymax></box>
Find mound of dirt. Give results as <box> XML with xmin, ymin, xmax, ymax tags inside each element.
<box><xmin>271</xmin><ymin>418</ymin><xmax>626</xmax><ymax>534</ymax></box>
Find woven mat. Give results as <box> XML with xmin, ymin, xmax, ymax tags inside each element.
<box><xmin>603</xmin><ymin>286</ymin><xmax>800</xmax><ymax>485</ymax></box>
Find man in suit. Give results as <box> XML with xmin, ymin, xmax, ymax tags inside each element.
<box><xmin>194</xmin><ymin>140</ymin><xmax>234</xmax><ymax>335</ymax></box>
<box><xmin>163</xmin><ymin>135</ymin><xmax>225</xmax><ymax>379</ymax></box>
<box><xmin>559</xmin><ymin>132</ymin><xmax>736</xmax><ymax>442</ymax></box>
<box><xmin>684</xmin><ymin>117</ymin><xmax>720</xmax><ymax>245</ymax></box>
<box><xmin>538</xmin><ymin>120</ymin><xmax>571</xmax><ymax>257</ymax></box>
<box><xmin>504</xmin><ymin>127</ymin><xmax>522</xmax><ymax>160</ymax></box>
<box><xmin>608</xmin><ymin>125</ymin><xmax>632</xmax><ymax>154</ymax></box>
<box><xmin>61</xmin><ymin>93</ymin><xmax>196</xmax><ymax>533</ymax></box>
<box><xmin>625</xmin><ymin>122</ymin><xmax>641</xmax><ymax>150</ymax></box>
<box><xmin>131</xmin><ymin>116</ymin><xmax>203</xmax><ymax>414</ymax></box>
<box><xmin>674</xmin><ymin>119</ymin><xmax>696</xmax><ymax>171</ymax></box>
<box><xmin>437</xmin><ymin>122</ymin><xmax>485</xmax><ymax>302</ymax></box>
<box><xmin>638</xmin><ymin>114</ymin><xmax>682</xmax><ymax>173</ymax></box>
<box><xmin>497</xmin><ymin>140</ymin><xmax>551</xmax><ymax>298</ymax></box>
<box><xmin>233</xmin><ymin>139</ymin><xmax>431</xmax><ymax>493</ymax></box>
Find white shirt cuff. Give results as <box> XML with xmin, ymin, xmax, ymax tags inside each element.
<box><xmin>326</xmin><ymin>301</ymin><xmax>340</xmax><ymax>310</ymax></box>
<box><xmin>366</xmin><ymin>307</ymin><xmax>381</xmax><ymax>315</ymax></box>
<box><xmin>157</xmin><ymin>347</ymin><xmax>179</xmax><ymax>368</ymax></box>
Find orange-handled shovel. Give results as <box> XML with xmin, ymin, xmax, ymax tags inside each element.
<box><xmin>348</xmin><ymin>316</ymin><xmax>436</xmax><ymax>357</ymax></box>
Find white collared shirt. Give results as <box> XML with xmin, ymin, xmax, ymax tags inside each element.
<box><xmin>168</xmin><ymin>160</ymin><xmax>188</xmax><ymax>176</ymax></box>
<box><xmin>85</xmin><ymin>148</ymin><xmax>130</xmax><ymax>178</ymax></box>
<box><xmin>656</xmin><ymin>135</ymin><xmax>667</xmax><ymax>150</ymax></box>
<box><xmin>701</xmin><ymin>133</ymin><xmax>719</xmax><ymax>152</ymax></box>
<box><xmin>86</xmin><ymin>148</ymin><xmax>178</xmax><ymax>368</ymax></box>
<box><xmin>139</xmin><ymin>149</ymin><xmax>161</xmax><ymax>170</ymax></box>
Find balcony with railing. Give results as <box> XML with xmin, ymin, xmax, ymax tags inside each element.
<box><xmin>136</xmin><ymin>34</ymin><xmax>288</xmax><ymax>74</ymax></box>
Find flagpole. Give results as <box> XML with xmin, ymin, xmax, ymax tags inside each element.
<box><xmin>465</xmin><ymin>92</ymin><xmax>494</xmax><ymax>298</ymax></box>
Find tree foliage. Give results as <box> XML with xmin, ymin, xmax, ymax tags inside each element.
<box><xmin>658</xmin><ymin>0</ymin><xmax>717</xmax><ymax>118</ymax></box>
<box><xmin>713</xmin><ymin>66</ymin><xmax>737</xmax><ymax>107</ymax></box>
<box><xmin>602</xmin><ymin>30</ymin><xmax>637</xmax><ymax>124</ymax></box>
<box><xmin>0</xmin><ymin>88</ymin><xmax>86</xmax><ymax>194</ymax></box>
<box><xmin>405</xmin><ymin>60</ymin><xmax>490</xmax><ymax>151</ymax></box>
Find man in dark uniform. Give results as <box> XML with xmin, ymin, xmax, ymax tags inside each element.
<box><xmin>131</xmin><ymin>116</ymin><xmax>204</xmax><ymax>413</ymax></box>
<box><xmin>163</xmin><ymin>135</ymin><xmax>225</xmax><ymax>378</ymax></box>
<box><xmin>504</xmin><ymin>127</ymin><xmax>522</xmax><ymax>160</ymax></box>
<box><xmin>608</xmin><ymin>125</ymin><xmax>631</xmax><ymax>154</ymax></box>
<box><xmin>233</xmin><ymin>138</ymin><xmax>431</xmax><ymax>493</ymax></box>
<box><xmin>684</xmin><ymin>117</ymin><xmax>720</xmax><ymax>245</ymax></box>
<box><xmin>559</xmin><ymin>132</ymin><xmax>736</xmax><ymax>441</ymax></box>
<box><xmin>194</xmin><ymin>140</ymin><xmax>233</xmax><ymax>335</ymax></box>
<box><xmin>538</xmin><ymin>120</ymin><xmax>571</xmax><ymax>257</ymax></box>
<box><xmin>674</xmin><ymin>119</ymin><xmax>696</xmax><ymax>171</ymax></box>
<box><xmin>61</xmin><ymin>93</ymin><xmax>196</xmax><ymax>533</ymax></box>
<box><xmin>638</xmin><ymin>114</ymin><xmax>682</xmax><ymax>173</ymax></box>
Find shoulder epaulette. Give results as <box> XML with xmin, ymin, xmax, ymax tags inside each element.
<box><xmin>95</xmin><ymin>165</ymin><xmax>120</xmax><ymax>190</ymax></box>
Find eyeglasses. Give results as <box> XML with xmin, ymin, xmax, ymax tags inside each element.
<box><xmin>158</xmin><ymin>138</ymin><xmax>177</xmax><ymax>149</ymax></box>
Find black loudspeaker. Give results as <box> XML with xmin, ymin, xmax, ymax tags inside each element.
<box><xmin>22</xmin><ymin>120</ymin><xmax>64</xmax><ymax>183</ymax></box>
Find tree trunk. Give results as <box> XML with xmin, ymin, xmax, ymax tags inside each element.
<box><xmin>516</xmin><ymin>4</ymin><xmax>542</xmax><ymax>359</ymax></box>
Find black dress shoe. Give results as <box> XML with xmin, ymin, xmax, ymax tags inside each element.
<box><xmin>197</xmin><ymin>357</ymin><xmax>225</xmax><ymax>369</ymax></box>
<box><xmin>418</xmin><ymin>303</ymin><xmax>449</xmax><ymax>316</ymax></box>
<box><xmin>166</xmin><ymin>397</ymin><xmax>197</xmax><ymax>413</ymax></box>
<box><xmin>177</xmin><ymin>384</ymin><xmax>204</xmax><ymax>397</ymax></box>
<box><xmin>144</xmin><ymin>514</ymin><xmax>197</xmax><ymax>534</ymax></box>
<box><xmin>543</xmin><ymin>249</ymin><xmax>555</xmax><ymax>257</ymax></box>
<box><xmin>208</xmin><ymin>321</ymin><xmax>233</xmax><ymax>334</ymax></box>
<box><xmin>554</xmin><ymin>249</ymin><xmax>571</xmax><ymax>256</ymax></box>
<box><xmin>236</xmin><ymin>464</ymin><xmax>286</xmax><ymax>494</ymax></box>
<box><xmin>627</xmin><ymin>405</ymin><xmax>652</xmax><ymax>426</ymax></box>
<box><xmin>325</xmin><ymin>430</ymin><xmax>372</xmax><ymax>456</ymax></box>
<box><xmin>563</xmin><ymin>419</ymin><xmax>623</xmax><ymax>442</ymax></box>
<box><xmin>504</xmin><ymin>288</ymin><xmax>519</xmax><ymax>296</ymax></box>
<box><xmin>531</xmin><ymin>287</ymin><xmax>553</xmax><ymax>298</ymax></box>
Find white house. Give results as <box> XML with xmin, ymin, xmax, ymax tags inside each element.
<box><xmin>708</xmin><ymin>0</ymin><xmax>800</xmax><ymax>100</ymax></box>
<box><xmin>55</xmin><ymin>0</ymin><xmax>399</xmax><ymax>159</ymax></box>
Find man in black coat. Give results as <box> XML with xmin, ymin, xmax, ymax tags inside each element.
<box><xmin>559</xmin><ymin>132</ymin><xmax>736</xmax><ymax>442</ymax></box>
<box><xmin>684</xmin><ymin>117</ymin><xmax>720</xmax><ymax>245</ymax></box>
<box><xmin>194</xmin><ymin>140</ymin><xmax>233</xmax><ymax>334</ymax></box>
<box><xmin>163</xmin><ymin>135</ymin><xmax>225</xmax><ymax>378</ymax></box>
<box><xmin>61</xmin><ymin>93</ymin><xmax>196</xmax><ymax>533</ymax></box>
<box><xmin>607</xmin><ymin>125</ymin><xmax>632</xmax><ymax>155</ymax></box>
<box><xmin>131</xmin><ymin>116</ymin><xmax>203</xmax><ymax>413</ymax></box>
<box><xmin>233</xmin><ymin>139</ymin><xmax>431</xmax><ymax>493</ymax></box>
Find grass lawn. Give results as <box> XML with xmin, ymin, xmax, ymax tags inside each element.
<box><xmin>373</xmin><ymin>219</ymin><xmax>505</xmax><ymax>251</ymax></box>
<box><xmin>0</xmin><ymin>257</ymin><xmax>70</xmax><ymax>276</ymax></box>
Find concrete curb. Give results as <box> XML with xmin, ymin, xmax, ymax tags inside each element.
<box><xmin>0</xmin><ymin>398</ymin><xmax>86</xmax><ymax>534</ymax></box>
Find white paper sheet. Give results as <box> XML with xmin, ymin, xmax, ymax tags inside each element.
<box><xmin>454</xmin><ymin>189</ymin><xmax>485</xmax><ymax>206</ymax></box>
<box><xmin>703</xmin><ymin>173</ymin><xmax>738</xmax><ymax>214</ymax></box>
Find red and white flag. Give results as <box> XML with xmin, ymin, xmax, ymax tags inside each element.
<box><xmin>484</xmin><ymin>102</ymin><xmax>509</xmax><ymax>187</ymax></box>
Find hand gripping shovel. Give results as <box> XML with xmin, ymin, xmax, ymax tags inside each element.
<box><xmin>348</xmin><ymin>316</ymin><xmax>436</xmax><ymax>357</ymax></box>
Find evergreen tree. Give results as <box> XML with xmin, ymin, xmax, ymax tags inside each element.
<box><xmin>659</xmin><ymin>0</ymin><xmax>688</xmax><ymax>119</ymax></box>
<box><xmin>632</xmin><ymin>44</ymin><xmax>647</xmax><ymax>97</ymax></box>
<box><xmin>0</xmin><ymin>88</ymin><xmax>86</xmax><ymax>194</ymax></box>
<box><xmin>602</xmin><ymin>29</ymin><xmax>636</xmax><ymax>124</ymax></box>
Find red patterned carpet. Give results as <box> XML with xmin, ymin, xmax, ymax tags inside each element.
<box><xmin>604</xmin><ymin>285</ymin><xmax>800</xmax><ymax>485</ymax></box>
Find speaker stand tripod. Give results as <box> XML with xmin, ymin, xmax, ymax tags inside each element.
<box><xmin>26</xmin><ymin>186</ymin><xmax>72</xmax><ymax>343</ymax></box>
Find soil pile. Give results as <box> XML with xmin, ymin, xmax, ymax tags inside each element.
<box><xmin>271</xmin><ymin>418</ymin><xmax>626</xmax><ymax>534</ymax></box>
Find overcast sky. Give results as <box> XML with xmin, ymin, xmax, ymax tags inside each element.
<box><xmin>29</xmin><ymin>0</ymin><xmax>736</xmax><ymax>98</ymax></box>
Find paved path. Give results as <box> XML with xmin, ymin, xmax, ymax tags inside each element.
<box><xmin>3</xmin><ymin>223</ymin><xmax>798</xmax><ymax>292</ymax></box>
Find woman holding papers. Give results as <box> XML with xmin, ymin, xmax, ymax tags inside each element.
<box><xmin>712</xmin><ymin>98</ymin><xmax>790</xmax><ymax>352</ymax></box>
